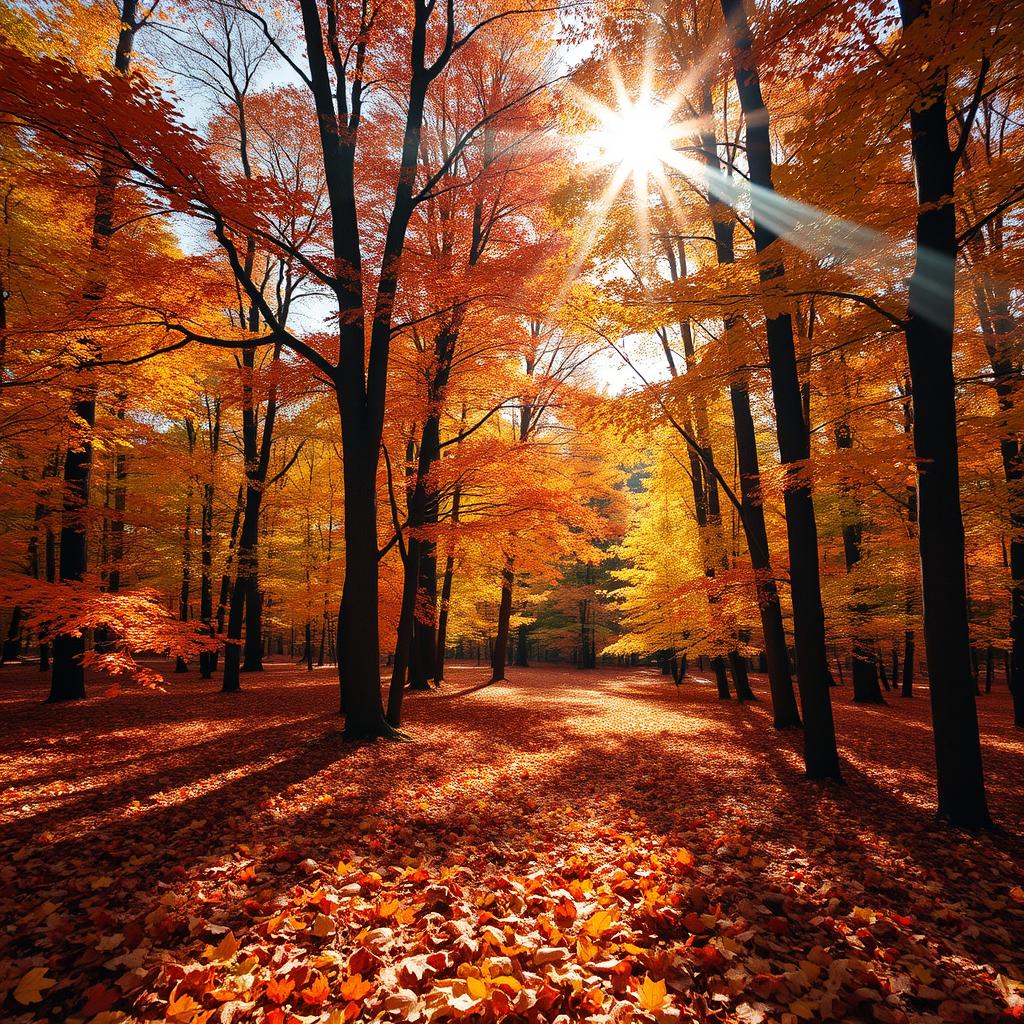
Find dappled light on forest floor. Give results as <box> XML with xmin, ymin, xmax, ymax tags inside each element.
<box><xmin>1</xmin><ymin>663</ymin><xmax>1022</xmax><ymax>1023</ymax></box>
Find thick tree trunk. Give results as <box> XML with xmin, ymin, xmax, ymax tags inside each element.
<box><xmin>336</xmin><ymin>429</ymin><xmax>390</xmax><ymax>737</ymax></box>
<box><xmin>730</xmin><ymin>381</ymin><xmax>799</xmax><ymax>726</ymax></box>
<box><xmin>729</xmin><ymin>649</ymin><xmax>757</xmax><ymax>701</ymax></box>
<box><xmin>894</xmin><ymin>0</ymin><xmax>990</xmax><ymax>824</ymax></box>
<box><xmin>721</xmin><ymin>0</ymin><xmax>838</xmax><ymax>775</ymax></box>
<box><xmin>712</xmin><ymin>656</ymin><xmax>731</xmax><ymax>699</ymax></box>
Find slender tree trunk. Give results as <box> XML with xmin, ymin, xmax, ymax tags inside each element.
<box><xmin>694</xmin><ymin>86</ymin><xmax>799</xmax><ymax>729</ymax></box>
<box><xmin>515</xmin><ymin>623</ymin><xmax>530</xmax><ymax>667</ymax></box>
<box><xmin>199</xmin><ymin>477</ymin><xmax>216</xmax><ymax>678</ymax></box>
<box><xmin>491</xmin><ymin>559</ymin><xmax>514</xmax><ymax>682</ymax></box>
<box><xmin>896</xmin><ymin>0</ymin><xmax>990</xmax><ymax>824</ymax></box>
<box><xmin>222</xmin><ymin>484</ymin><xmax>262</xmax><ymax>693</ymax></box>
<box><xmin>2</xmin><ymin>607</ymin><xmax>23</xmax><ymax>663</ymax></box>
<box><xmin>434</xmin><ymin>481</ymin><xmax>461</xmax><ymax>684</ymax></box>
<box><xmin>386</xmin><ymin>535</ymin><xmax>421</xmax><ymax>727</ymax></box>
<box><xmin>48</xmin><ymin>1</ymin><xmax>138</xmax><ymax>702</ymax></box>
<box><xmin>721</xmin><ymin>0</ymin><xmax>838</xmax><ymax>775</ymax></box>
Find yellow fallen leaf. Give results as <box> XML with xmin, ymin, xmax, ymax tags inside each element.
<box><xmin>204</xmin><ymin>929</ymin><xmax>239</xmax><ymax>962</ymax></box>
<box><xmin>466</xmin><ymin>976</ymin><xmax>488</xmax><ymax>1000</ymax></box>
<box><xmin>311</xmin><ymin>913</ymin><xmax>334</xmax><ymax>938</ymax></box>
<box><xmin>577</xmin><ymin>934</ymin><xmax>598</xmax><ymax>963</ymax></box>
<box><xmin>911</xmin><ymin>964</ymin><xmax>934</xmax><ymax>985</ymax></box>
<box><xmin>636</xmin><ymin>975</ymin><xmax>667</xmax><ymax>1012</ymax></box>
<box><xmin>14</xmin><ymin>967</ymin><xmax>56</xmax><ymax>1005</ymax></box>
<box><xmin>584</xmin><ymin>908</ymin><xmax>615</xmax><ymax>937</ymax></box>
<box><xmin>789</xmin><ymin>998</ymin><xmax>815</xmax><ymax>1020</ymax></box>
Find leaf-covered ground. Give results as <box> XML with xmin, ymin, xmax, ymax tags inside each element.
<box><xmin>1</xmin><ymin>662</ymin><xmax>1022</xmax><ymax>1024</ymax></box>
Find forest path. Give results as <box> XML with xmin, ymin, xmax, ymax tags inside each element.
<box><xmin>1</xmin><ymin>662</ymin><xmax>1022</xmax><ymax>1022</ymax></box>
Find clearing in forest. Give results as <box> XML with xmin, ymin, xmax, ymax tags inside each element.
<box><xmin>1</xmin><ymin>664</ymin><xmax>1022</xmax><ymax>1023</ymax></box>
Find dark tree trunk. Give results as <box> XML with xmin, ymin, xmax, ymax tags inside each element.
<box><xmin>2</xmin><ymin>607</ymin><xmax>23</xmax><ymax>663</ymax></box>
<box><xmin>49</xmin><ymin>1</ymin><xmax>138</xmax><ymax>702</ymax></box>
<box><xmin>336</xmin><ymin>432</ymin><xmax>389</xmax><ymax>737</ymax></box>
<box><xmin>386</xmin><ymin>535</ymin><xmax>421</xmax><ymax>727</ymax></box>
<box><xmin>199</xmin><ymin>476</ymin><xmax>216</xmax><ymax>678</ymax></box>
<box><xmin>434</xmin><ymin>483</ymin><xmax>461</xmax><ymax>684</ymax></box>
<box><xmin>712</xmin><ymin>656</ymin><xmax>731</xmax><ymax>699</ymax></box>
<box><xmin>694</xmin><ymin>83</ymin><xmax>799</xmax><ymax>730</ymax></box>
<box><xmin>895</xmin><ymin>0</ymin><xmax>990</xmax><ymax>824</ymax></box>
<box><xmin>729</xmin><ymin>649</ymin><xmax>757</xmax><ymax>701</ymax></box>
<box><xmin>222</xmin><ymin>482</ymin><xmax>263</xmax><ymax>693</ymax></box>
<box><xmin>491</xmin><ymin>560</ymin><xmax>514</xmax><ymax>682</ymax></box>
<box><xmin>242</xmin><ymin>580</ymin><xmax>263</xmax><ymax>672</ymax></box>
<box><xmin>49</xmin><ymin>390</ymin><xmax>95</xmax><ymax>702</ymax></box>
<box><xmin>515</xmin><ymin>624</ymin><xmax>530</xmax><ymax>667</ymax></box>
<box><xmin>730</xmin><ymin>382</ymin><xmax>801</xmax><ymax>727</ymax></box>
<box><xmin>721</xmin><ymin>0</ymin><xmax>838</xmax><ymax>776</ymax></box>
<box><xmin>902</xmin><ymin>630</ymin><xmax>915</xmax><ymax>698</ymax></box>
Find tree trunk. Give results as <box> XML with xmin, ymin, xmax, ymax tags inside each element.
<box><xmin>721</xmin><ymin>0</ymin><xmax>838</xmax><ymax>775</ymax></box>
<box><xmin>336</xmin><ymin>429</ymin><xmax>390</xmax><ymax>737</ymax></box>
<box><xmin>386</xmin><ymin>535</ymin><xmax>421</xmax><ymax>727</ymax></box>
<box><xmin>49</xmin><ymin>1</ymin><xmax>138</xmax><ymax>702</ymax></box>
<box><xmin>515</xmin><ymin>623</ymin><xmax>530</xmax><ymax>667</ymax></box>
<box><xmin>434</xmin><ymin>482</ymin><xmax>461</xmax><ymax>684</ymax></box>
<box><xmin>2</xmin><ymin>606</ymin><xmax>23</xmax><ymax>663</ymax></box>
<box><xmin>694</xmin><ymin>84</ymin><xmax>800</xmax><ymax>730</ymax></box>
<box><xmin>896</xmin><ymin>0</ymin><xmax>990</xmax><ymax>825</ymax></box>
<box><xmin>221</xmin><ymin>482</ymin><xmax>262</xmax><ymax>693</ymax></box>
<box><xmin>712</xmin><ymin>656</ymin><xmax>731</xmax><ymax>699</ymax></box>
<box><xmin>729</xmin><ymin>649</ymin><xmax>757</xmax><ymax>701</ymax></box>
<box><xmin>491</xmin><ymin>560</ymin><xmax>514</xmax><ymax>682</ymax></box>
<box><xmin>902</xmin><ymin>630</ymin><xmax>915</xmax><ymax>698</ymax></box>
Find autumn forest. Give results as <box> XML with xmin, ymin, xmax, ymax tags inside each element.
<box><xmin>1</xmin><ymin>0</ymin><xmax>1023</xmax><ymax>1021</ymax></box>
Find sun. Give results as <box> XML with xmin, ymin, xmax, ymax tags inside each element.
<box><xmin>593</xmin><ymin>95</ymin><xmax>676</xmax><ymax>175</ymax></box>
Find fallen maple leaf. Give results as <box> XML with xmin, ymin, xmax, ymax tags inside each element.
<box><xmin>264</xmin><ymin>976</ymin><xmax>295</xmax><ymax>1004</ymax></box>
<box><xmin>204</xmin><ymin>929</ymin><xmax>239</xmax><ymax>962</ymax></box>
<box><xmin>14</xmin><ymin>967</ymin><xmax>56</xmax><ymax>1005</ymax></box>
<box><xmin>338</xmin><ymin>973</ymin><xmax>373</xmax><ymax>1002</ymax></box>
<box><xmin>301</xmin><ymin>971</ymin><xmax>330</xmax><ymax>1005</ymax></box>
<box><xmin>636</xmin><ymin>974</ymin><xmax>667</xmax><ymax>1012</ymax></box>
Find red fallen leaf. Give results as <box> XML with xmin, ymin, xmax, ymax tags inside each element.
<box><xmin>767</xmin><ymin>916</ymin><xmax>789</xmax><ymax>935</ymax></box>
<box><xmin>81</xmin><ymin>982</ymin><xmax>119</xmax><ymax>1016</ymax></box>
<box><xmin>690</xmin><ymin>944</ymin><xmax>727</xmax><ymax>971</ymax></box>
<box><xmin>301</xmin><ymin>972</ymin><xmax>330</xmax><ymax>1005</ymax></box>
<box><xmin>490</xmin><ymin>988</ymin><xmax>515</xmax><ymax>1016</ymax></box>
<box><xmin>535</xmin><ymin>981</ymin><xmax>562</xmax><ymax>1013</ymax></box>
<box><xmin>264</xmin><ymin>977</ymin><xmax>295</xmax><ymax>1004</ymax></box>
<box><xmin>683</xmin><ymin>911</ymin><xmax>708</xmax><ymax>934</ymax></box>
<box><xmin>348</xmin><ymin>947</ymin><xmax>380</xmax><ymax>976</ymax></box>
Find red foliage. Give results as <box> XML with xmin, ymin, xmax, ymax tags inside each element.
<box><xmin>0</xmin><ymin>664</ymin><xmax>1022</xmax><ymax>1022</ymax></box>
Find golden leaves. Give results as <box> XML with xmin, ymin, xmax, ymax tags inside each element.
<box><xmin>13</xmin><ymin>967</ymin><xmax>55</xmax><ymax>1006</ymax></box>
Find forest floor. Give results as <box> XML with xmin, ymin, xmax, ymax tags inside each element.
<box><xmin>1</xmin><ymin>661</ymin><xmax>1022</xmax><ymax>1024</ymax></box>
